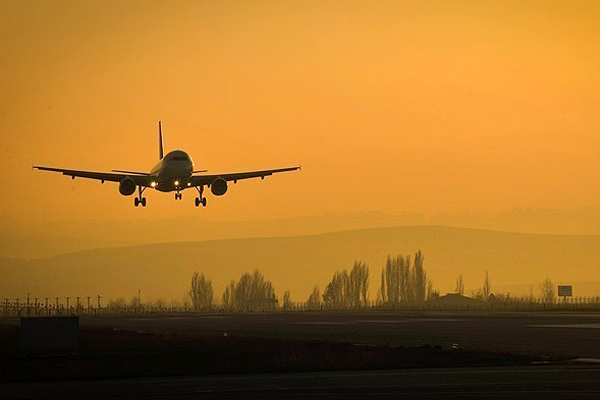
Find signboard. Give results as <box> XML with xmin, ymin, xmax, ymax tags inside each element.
<box><xmin>557</xmin><ymin>285</ymin><xmax>573</xmax><ymax>297</ymax></box>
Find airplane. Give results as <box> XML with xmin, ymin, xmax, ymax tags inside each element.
<box><xmin>34</xmin><ymin>121</ymin><xmax>300</xmax><ymax>207</ymax></box>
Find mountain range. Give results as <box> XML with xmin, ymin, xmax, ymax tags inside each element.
<box><xmin>2</xmin><ymin>225</ymin><xmax>599</xmax><ymax>302</ymax></box>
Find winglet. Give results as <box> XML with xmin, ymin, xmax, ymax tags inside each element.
<box><xmin>158</xmin><ymin>121</ymin><xmax>164</xmax><ymax>160</ymax></box>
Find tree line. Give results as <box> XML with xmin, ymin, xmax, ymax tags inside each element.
<box><xmin>189</xmin><ymin>251</ymin><xmax>436</xmax><ymax>311</ymax></box>
<box><xmin>186</xmin><ymin>251</ymin><xmax>566</xmax><ymax>311</ymax></box>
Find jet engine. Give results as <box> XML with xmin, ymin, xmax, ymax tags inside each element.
<box><xmin>211</xmin><ymin>177</ymin><xmax>228</xmax><ymax>196</ymax></box>
<box><xmin>119</xmin><ymin>177</ymin><xmax>136</xmax><ymax>196</ymax></box>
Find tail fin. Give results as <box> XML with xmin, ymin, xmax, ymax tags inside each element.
<box><xmin>158</xmin><ymin>121</ymin><xmax>164</xmax><ymax>160</ymax></box>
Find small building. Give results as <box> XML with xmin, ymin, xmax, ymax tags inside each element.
<box><xmin>429</xmin><ymin>293</ymin><xmax>480</xmax><ymax>304</ymax></box>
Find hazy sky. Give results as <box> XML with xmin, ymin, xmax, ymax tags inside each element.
<box><xmin>1</xmin><ymin>0</ymin><xmax>599</xmax><ymax>222</ymax></box>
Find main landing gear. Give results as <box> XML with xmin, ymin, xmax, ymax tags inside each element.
<box><xmin>134</xmin><ymin>186</ymin><xmax>147</xmax><ymax>207</ymax></box>
<box><xmin>175</xmin><ymin>191</ymin><xmax>182</xmax><ymax>200</ymax></box>
<box><xmin>194</xmin><ymin>186</ymin><xmax>207</xmax><ymax>207</ymax></box>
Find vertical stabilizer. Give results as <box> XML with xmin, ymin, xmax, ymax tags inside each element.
<box><xmin>158</xmin><ymin>121</ymin><xmax>164</xmax><ymax>160</ymax></box>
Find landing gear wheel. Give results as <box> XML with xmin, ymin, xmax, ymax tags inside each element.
<box><xmin>195</xmin><ymin>197</ymin><xmax>200</xmax><ymax>207</ymax></box>
<box><xmin>135</xmin><ymin>186</ymin><xmax>147</xmax><ymax>208</ymax></box>
<box><xmin>202</xmin><ymin>198</ymin><xmax>207</xmax><ymax>207</ymax></box>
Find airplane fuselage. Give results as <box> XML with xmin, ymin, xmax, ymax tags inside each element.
<box><xmin>149</xmin><ymin>150</ymin><xmax>194</xmax><ymax>192</ymax></box>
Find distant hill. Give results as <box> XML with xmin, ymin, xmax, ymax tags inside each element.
<box><xmin>1</xmin><ymin>226</ymin><xmax>599</xmax><ymax>302</ymax></box>
<box><xmin>4</xmin><ymin>206</ymin><xmax>600</xmax><ymax>259</ymax></box>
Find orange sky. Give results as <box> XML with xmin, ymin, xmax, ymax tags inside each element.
<box><xmin>1</xmin><ymin>0</ymin><xmax>599</xmax><ymax>223</ymax></box>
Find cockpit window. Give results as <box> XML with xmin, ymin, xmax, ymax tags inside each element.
<box><xmin>171</xmin><ymin>156</ymin><xmax>188</xmax><ymax>161</ymax></box>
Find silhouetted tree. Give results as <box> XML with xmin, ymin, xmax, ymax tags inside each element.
<box><xmin>426</xmin><ymin>280</ymin><xmax>435</xmax><ymax>300</ymax></box>
<box><xmin>482</xmin><ymin>271</ymin><xmax>492</xmax><ymax>300</ymax></box>
<box><xmin>306</xmin><ymin>286</ymin><xmax>321</xmax><ymax>310</ymax></box>
<box><xmin>107</xmin><ymin>297</ymin><xmax>127</xmax><ymax>312</ymax></box>
<box><xmin>323</xmin><ymin>270</ymin><xmax>349</xmax><ymax>308</ymax></box>
<box><xmin>381</xmin><ymin>255</ymin><xmax>401</xmax><ymax>304</ymax></box>
<box><xmin>399</xmin><ymin>255</ymin><xmax>412</xmax><ymax>301</ymax></box>
<box><xmin>382</xmin><ymin>252</ymin><xmax>432</xmax><ymax>304</ymax></box>
<box><xmin>130</xmin><ymin>295</ymin><xmax>141</xmax><ymax>310</ymax></box>
<box><xmin>348</xmin><ymin>261</ymin><xmax>369</xmax><ymax>309</ymax></box>
<box><xmin>283</xmin><ymin>291</ymin><xmax>293</xmax><ymax>310</ymax></box>
<box><xmin>223</xmin><ymin>270</ymin><xmax>278</xmax><ymax>311</ymax></box>
<box><xmin>380</xmin><ymin>267</ymin><xmax>386</xmax><ymax>303</ymax></box>
<box><xmin>153</xmin><ymin>298</ymin><xmax>166</xmax><ymax>311</ymax></box>
<box><xmin>539</xmin><ymin>277</ymin><xmax>555</xmax><ymax>304</ymax></box>
<box><xmin>189</xmin><ymin>272</ymin><xmax>213</xmax><ymax>311</ymax></box>
<box><xmin>222</xmin><ymin>280</ymin><xmax>236</xmax><ymax>308</ymax></box>
<box><xmin>428</xmin><ymin>287</ymin><xmax>440</xmax><ymax>300</ymax></box>
<box><xmin>323</xmin><ymin>262</ymin><xmax>370</xmax><ymax>309</ymax></box>
<box><xmin>412</xmin><ymin>250</ymin><xmax>427</xmax><ymax>302</ymax></box>
<box><xmin>455</xmin><ymin>274</ymin><xmax>465</xmax><ymax>295</ymax></box>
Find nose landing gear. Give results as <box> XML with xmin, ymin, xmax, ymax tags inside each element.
<box><xmin>194</xmin><ymin>186</ymin><xmax>207</xmax><ymax>207</ymax></box>
<box><xmin>175</xmin><ymin>192</ymin><xmax>182</xmax><ymax>200</ymax></box>
<box><xmin>134</xmin><ymin>186</ymin><xmax>147</xmax><ymax>207</ymax></box>
<box><xmin>194</xmin><ymin>197</ymin><xmax>207</xmax><ymax>207</ymax></box>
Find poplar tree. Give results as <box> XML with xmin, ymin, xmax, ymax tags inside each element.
<box><xmin>189</xmin><ymin>272</ymin><xmax>213</xmax><ymax>311</ymax></box>
<box><xmin>306</xmin><ymin>286</ymin><xmax>321</xmax><ymax>310</ymax></box>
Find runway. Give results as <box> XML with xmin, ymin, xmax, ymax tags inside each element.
<box><xmin>80</xmin><ymin>311</ymin><xmax>600</xmax><ymax>358</ymax></box>
<box><xmin>2</xmin><ymin>365</ymin><xmax>600</xmax><ymax>399</ymax></box>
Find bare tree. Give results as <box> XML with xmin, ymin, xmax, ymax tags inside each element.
<box><xmin>323</xmin><ymin>270</ymin><xmax>349</xmax><ymax>308</ymax></box>
<box><xmin>306</xmin><ymin>286</ymin><xmax>321</xmax><ymax>310</ymax></box>
<box><xmin>382</xmin><ymin>255</ymin><xmax>401</xmax><ymax>304</ymax></box>
<box><xmin>455</xmin><ymin>274</ymin><xmax>465</xmax><ymax>295</ymax></box>
<box><xmin>282</xmin><ymin>291</ymin><xmax>293</xmax><ymax>310</ymax></box>
<box><xmin>130</xmin><ymin>295</ymin><xmax>141</xmax><ymax>310</ymax></box>
<box><xmin>412</xmin><ymin>250</ymin><xmax>427</xmax><ymax>302</ymax></box>
<box><xmin>380</xmin><ymin>266</ymin><xmax>387</xmax><ymax>303</ymax></box>
<box><xmin>426</xmin><ymin>280</ymin><xmax>434</xmax><ymax>300</ymax></box>
<box><xmin>222</xmin><ymin>280</ymin><xmax>236</xmax><ymax>308</ymax></box>
<box><xmin>348</xmin><ymin>261</ymin><xmax>369</xmax><ymax>309</ymax></box>
<box><xmin>153</xmin><ymin>298</ymin><xmax>166</xmax><ymax>311</ymax></box>
<box><xmin>539</xmin><ymin>277</ymin><xmax>555</xmax><ymax>304</ymax></box>
<box><xmin>107</xmin><ymin>297</ymin><xmax>127</xmax><ymax>312</ymax></box>
<box><xmin>399</xmin><ymin>255</ymin><xmax>412</xmax><ymax>301</ymax></box>
<box><xmin>382</xmin><ymin>252</ymin><xmax>431</xmax><ymax>304</ymax></box>
<box><xmin>223</xmin><ymin>270</ymin><xmax>278</xmax><ymax>311</ymax></box>
<box><xmin>482</xmin><ymin>270</ymin><xmax>492</xmax><ymax>300</ymax></box>
<box><xmin>189</xmin><ymin>272</ymin><xmax>213</xmax><ymax>311</ymax></box>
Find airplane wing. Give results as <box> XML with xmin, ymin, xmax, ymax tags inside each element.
<box><xmin>190</xmin><ymin>166</ymin><xmax>300</xmax><ymax>187</ymax></box>
<box><xmin>33</xmin><ymin>166</ymin><xmax>154</xmax><ymax>187</ymax></box>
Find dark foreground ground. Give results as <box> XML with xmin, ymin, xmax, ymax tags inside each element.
<box><xmin>2</xmin><ymin>365</ymin><xmax>600</xmax><ymax>399</ymax></box>
<box><xmin>0</xmin><ymin>325</ymin><xmax>538</xmax><ymax>382</ymax></box>
<box><xmin>1</xmin><ymin>311</ymin><xmax>600</xmax><ymax>399</ymax></box>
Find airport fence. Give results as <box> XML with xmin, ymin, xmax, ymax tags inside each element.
<box><xmin>3</xmin><ymin>295</ymin><xmax>600</xmax><ymax>317</ymax></box>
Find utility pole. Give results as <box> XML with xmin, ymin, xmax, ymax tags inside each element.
<box><xmin>76</xmin><ymin>297</ymin><xmax>80</xmax><ymax>314</ymax></box>
<box><xmin>97</xmin><ymin>295</ymin><xmax>101</xmax><ymax>314</ymax></box>
<box><xmin>87</xmin><ymin>296</ymin><xmax>90</xmax><ymax>314</ymax></box>
<box><xmin>66</xmin><ymin>297</ymin><xmax>70</xmax><ymax>313</ymax></box>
